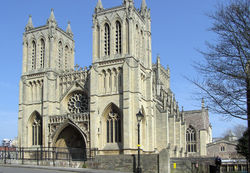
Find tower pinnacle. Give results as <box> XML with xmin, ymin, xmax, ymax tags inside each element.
<box><xmin>47</xmin><ymin>8</ymin><xmax>57</xmax><ymax>26</ymax></box>
<box><xmin>66</xmin><ymin>21</ymin><xmax>73</xmax><ymax>37</ymax></box>
<box><xmin>123</xmin><ymin>0</ymin><xmax>134</xmax><ymax>7</ymax></box>
<box><xmin>140</xmin><ymin>0</ymin><xmax>148</xmax><ymax>17</ymax></box>
<box><xmin>141</xmin><ymin>0</ymin><xmax>147</xmax><ymax>10</ymax></box>
<box><xmin>25</xmin><ymin>15</ymin><xmax>34</xmax><ymax>31</ymax></box>
<box><xmin>95</xmin><ymin>0</ymin><xmax>104</xmax><ymax>13</ymax></box>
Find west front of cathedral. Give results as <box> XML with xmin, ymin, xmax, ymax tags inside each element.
<box><xmin>18</xmin><ymin>0</ymin><xmax>212</xmax><ymax>159</ymax></box>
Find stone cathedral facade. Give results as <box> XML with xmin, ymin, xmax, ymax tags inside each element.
<box><xmin>18</xmin><ymin>0</ymin><xmax>212</xmax><ymax>158</ymax></box>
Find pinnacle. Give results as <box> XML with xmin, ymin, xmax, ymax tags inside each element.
<box><xmin>47</xmin><ymin>8</ymin><xmax>57</xmax><ymax>26</ymax></box>
<box><xmin>141</xmin><ymin>0</ymin><xmax>147</xmax><ymax>10</ymax></box>
<box><xmin>25</xmin><ymin>15</ymin><xmax>34</xmax><ymax>31</ymax></box>
<box><xmin>95</xmin><ymin>0</ymin><xmax>103</xmax><ymax>12</ymax></box>
<box><xmin>66</xmin><ymin>21</ymin><xmax>73</xmax><ymax>36</ymax></box>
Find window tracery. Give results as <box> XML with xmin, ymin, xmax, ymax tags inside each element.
<box><xmin>107</xmin><ymin>110</ymin><xmax>121</xmax><ymax>143</ymax></box>
<box><xmin>186</xmin><ymin>126</ymin><xmax>197</xmax><ymax>152</ymax></box>
<box><xmin>68</xmin><ymin>92</ymin><xmax>88</xmax><ymax>114</ymax></box>
<box><xmin>32</xmin><ymin>114</ymin><xmax>42</xmax><ymax>145</ymax></box>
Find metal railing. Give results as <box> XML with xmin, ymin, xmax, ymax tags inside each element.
<box><xmin>0</xmin><ymin>146</ymin><xmax>98</xmax><ymax>165</ymax></box>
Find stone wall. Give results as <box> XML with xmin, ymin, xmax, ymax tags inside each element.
<box><xmin>170</xmin><ymin>157</ymin><xmax>215</xmax><ymax>173</ymax></box>
<box><xmin>86</xmin><ymin>154</ymin><xmax>158</xmax><ymax>173</ymax></box>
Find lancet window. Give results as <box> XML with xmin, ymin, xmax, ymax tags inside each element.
<box><xmin>104</xmin><ymin>24</ymin><xmax>110</xmax><ymax>56</ymax></box>
<box><xmin>186</xmin><ymin>126</ymin><xmax>197</xmax><ymax>152</ymax></box>
<box><xmin>115</xmin><ymin>21</ymin><xmax>121</xmax><ymax>54</ymax></box>
<box><xmin>65</xmin><ymin>46</ymin><xmax>69</xmax><ymax>69</ymax></box>
<box><xmin>31</xmin><ymin>41</ymin><xmax>36</xmax><ymax>70</ymax></box>
<box><xmin>106</xmin><ymin>107</ymin><xmax>121</xmax><ymax>143</ymax></box>
<box><xmin>32</xmin><ymin>114</ymin><xmax>42</xmax><ymax>146</ymax></box>
<box><xmin>40</xmin><ymin>39</ymin><xmax>45</xmax><ymax>68</ymax></box>
<box><xmin>58</xmin><ymin>41</ymin><xmax>63</xmax><ymax>69</ymax></box>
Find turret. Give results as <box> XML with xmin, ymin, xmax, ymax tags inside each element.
<box><xmin>25</xmin><ymin>15</ymin><xmax>34</xmax><ymax>31</ymax></box>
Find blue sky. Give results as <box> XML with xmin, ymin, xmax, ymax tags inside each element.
<box><xmin>0</xmin><ymin>0</ymin><xmax>246</xmax><ymax>142</ymax></box>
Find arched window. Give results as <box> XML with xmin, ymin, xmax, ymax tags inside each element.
<box><xmin>186</xmin><ymin>126</ymin><xmax>197</xmax><ymax>152</ymax></box>
<box><xmin>32</xmin><ymin>113</ymin><xmax>42</xmax><ymax>145</ymax></box>
<box><xmin>40</xmin><ymin>39</ymin><xmax>45</xmax><ymax>68</ymax></box>
<box><xmin>58</xmin><ymin>41</ymin><xmax>63</xmax><ymax>69</ymax></box>
<box><xmin>221</xmin><ymin>145</ymin><xmax>225</xmax><ymax>152</ymax></box>
<box><xmin>106</xmin><ymin>105</ymin><xmax>121</xmax><ymax>143</ymax></box>
<box><xmin>31</xmin><ymin>41</ymin><xmax>36</xmax><ymax>70</ymax></box>
<box><xmin>65</xmin><ymin>45</ymin><xmax>69</xmax><ymax>69</ymax></box>
<box><xmin>115</xmin><ymin>21</ymin><xmax>121</xmax><ymax>54</ymax></box>
<box><xmin>104</xmin><ymin>24</ymin><xmax>110</xmax><ymax>56</ymax></box>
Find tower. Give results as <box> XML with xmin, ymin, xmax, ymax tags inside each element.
<box><xmin>90</xmin><ymin>0</ymin><xmax>155</xmax><ymax>154</ymax></box>
<box><xmin>18</xmin><ymin>9</ymin><xmax>75</xmax><ymax>147</ymax></box>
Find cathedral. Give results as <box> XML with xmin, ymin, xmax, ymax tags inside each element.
<box><xmin>18</xmin><ymin>0</ymin><xmax>212</xmax><ymax>159</ymax></box>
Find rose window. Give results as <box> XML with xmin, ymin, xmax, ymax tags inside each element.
<box><xmin>68</xmin><ymin>93</ymin><xmax>88</xmax><ymax>113</ymax></box>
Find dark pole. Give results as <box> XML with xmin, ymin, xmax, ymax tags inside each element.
<box><xmin>4</xmin><ymin>146</ymin><xmax>6</xmax><ymax>164</ymax></box>
<box><xmin>137</xmin><ymin>122</ymin><xmax>141</xmax><ymax>173</ymax></box>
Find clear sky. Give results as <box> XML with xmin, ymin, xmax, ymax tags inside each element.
<box><xmin>0</xmin><ymin>0</ymin><xmax>246</xmax><ymax>142</ymax></box>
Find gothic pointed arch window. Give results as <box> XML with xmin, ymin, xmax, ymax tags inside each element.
<box><xmin>40</xmin><ymin>39</ymin><xmax>45</xmax><ymax>68</ymax></box>
<box><xmin>115</xmin><ymin>21</ymin><xmax>122</xmax><ymax>54</ymax></box>
<box><xmin>105</xmin><ymin>104</ymin><xmax>122</xmax><ymax>143</ymax></box>
<box><xmin>31</xmin><ymin>41</ymin><xmax>36</xmax><ymax>70</ymax></box>
<box><xmin>186</xmin><ymin>126</ymin><xmax>197</xmax><ymax>152</ymax></box>
<box><xmin>31</xmin><ymin>112</ymin><xmax>42</xmax><ymax>146</ymax></box>
<box><xmin>65</xmin><ymin>45</ymin><xmax>69</xmax><ymax>69</ymax></box>
<box><xmin>104</xmin><ymin>23</ymin><xmax>110</xmax><ymax>56</ymax></box>
<box><xmin>58</xmin><ymin>41</ymin><xmax>63</xmax><ymax>69</ymax></box>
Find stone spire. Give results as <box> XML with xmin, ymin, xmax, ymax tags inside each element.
<box><xmin>47</xmin><ymin>8</ymin><xmax>57</xmax><ymax>26</ymax></box>
<box><xmin>25</xmin><ymin>15</ymin><xmax>34</xmax><ymax>31</ymax></box>
<box><xmin>66</xmin><ymin>21</ymin><xmax>73</xmax><ymax>37</ymax></box>
<box><xmin>95</xmin><ymin>0</ymin><xmax>104</xmax><ymax>13</ymax></box>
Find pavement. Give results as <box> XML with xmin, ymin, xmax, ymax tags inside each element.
<box><xmin>0</xmin><ymin>164</ymin><xmax>131</xmax><ymax>173</ymax></box>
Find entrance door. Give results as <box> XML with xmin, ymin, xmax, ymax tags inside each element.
<box><xmin>55</xmin><ymin>124</ymin><xmax>86</xmax><ymax>161</ymax></box>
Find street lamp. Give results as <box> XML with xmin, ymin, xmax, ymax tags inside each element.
<box><xmin>136</xmin><ymin>110</ymin><xmax>144</xmax><ymax>173</ymax></box>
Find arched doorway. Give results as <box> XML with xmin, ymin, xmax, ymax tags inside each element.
<box><xmin>54</xmin><ymin>124</ymin><xmax>86</xmax><ymax>161</ymax></box>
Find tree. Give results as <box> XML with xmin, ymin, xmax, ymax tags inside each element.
<box><xmin>190</xmin><ymin>0</ymin><xmax>249</xmax><ymax>167</ymax></box>
<box><xmin>236</xmin><ymin>130</ymin><xmax>248</xmax><ymax>160</ymax></box>
<box><xmin>222</xmin><ymin>124</ymin><xmax>247</xmax><ymax>139</ymax></box>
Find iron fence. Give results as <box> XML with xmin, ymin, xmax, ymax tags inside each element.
<box><xmin>0</xmin><ymin>146</ymin><xmax>97</xmax><ymax>165</ymax></box>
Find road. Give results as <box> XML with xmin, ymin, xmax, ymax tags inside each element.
<box><xmin>0</xmin><ymin>166</ymin><xmax>124</xmax><ymax>173</ymax></box>
<box><xmin>0</xmin><ymin>167</ymin><xmax>76</xmax><ymax>173</ymax></box>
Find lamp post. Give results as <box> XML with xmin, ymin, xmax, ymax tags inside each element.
<box><xmin>136</xmin><ymin>110</ymin><xmax>144</xmax><ymax>173</ymax></box>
